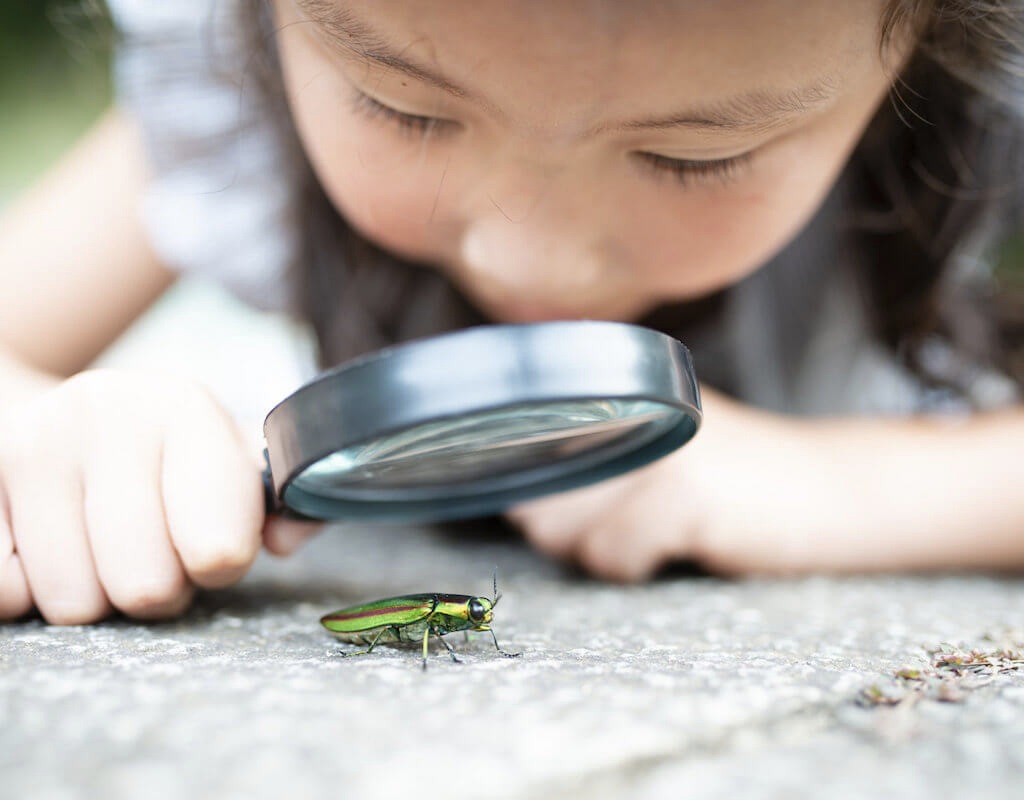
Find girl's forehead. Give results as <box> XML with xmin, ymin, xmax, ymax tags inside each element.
<box><xmin>301</xmin><ymin>0</ymin><xmax>892</xmax><ymax>130</ymax></box>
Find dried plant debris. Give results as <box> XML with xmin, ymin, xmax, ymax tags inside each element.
<box><xmin>858</xmin><ymin>641</ymin><xmax>1024</xmax><ymax>708</ymax></box>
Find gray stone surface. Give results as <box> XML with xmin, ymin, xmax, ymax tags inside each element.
<box><xmin>3</xmin><ymin>522</ymin><xmax>1024</xmax><ymax>800</ymax></box>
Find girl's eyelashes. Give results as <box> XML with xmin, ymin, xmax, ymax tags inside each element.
<box><xmin>636</xmin><ymin>151</ymin><xmax>754</xmax><ymax>188</ymax></box>
<box><xmin>351</xmin><ymin>88</ymin><xmax>754</xmax><ymax>189</ymax></box>
<box><xmin>350</xmin><ymin>90</ymin><xmax>452</xmax><ymax>137</ymax></box>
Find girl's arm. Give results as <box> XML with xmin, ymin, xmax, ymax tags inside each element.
<box><xmin>696</xmin><ymin>396</ymin><xmax>1024</xmax><ymax>574</ymax></box>
<box><xmin>510</xmin><ymin>388</ymin><xmax>1024</xmax><ymax>578</ymax></box>
<box><xmin>0</xmin><ymin>108</ymin><xmax>175</xmax><ymax>394</ymax></box>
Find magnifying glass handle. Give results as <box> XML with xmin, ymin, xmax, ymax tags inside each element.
<box><xmin>262</xmin><ymin>449</ymin><xmax>315</xmax><ymax>521</ymax></box>
<box><xmin>262</xmin><ymin>462</ymin><xmax>280</xmax><ymax>515</ymax></box>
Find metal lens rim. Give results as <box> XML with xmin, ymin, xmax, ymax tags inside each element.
<box><xmin>264</xmin><ymin>321</ymin><xmax>701</xmax><ymax>522</ymax></box>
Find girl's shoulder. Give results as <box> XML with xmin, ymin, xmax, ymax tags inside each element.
<box><xmin>109</xmin><ymin>0</ymin><xmax>297</xmax><ymax>310</ymax></box>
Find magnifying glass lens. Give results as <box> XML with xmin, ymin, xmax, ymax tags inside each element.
<box><xmin>264</xmin><ymin>321</ymin><xmax>701</xmax><ymax>521</ymax></box>
<box><xmin>292</xmin><ymin>399</ymin><xmax>678</xmax><ymax>501</ymax></box>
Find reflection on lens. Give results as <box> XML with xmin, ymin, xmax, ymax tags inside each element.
<box><xmin>292</xmin><ymin>399</ymin><xmax>679</xmax><ymax>500</ymax></box>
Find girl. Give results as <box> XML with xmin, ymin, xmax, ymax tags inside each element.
<box><xmin>1</xmin><ymin>1</ymin><xmax>1022</xmax><ymax>625</ymax></box>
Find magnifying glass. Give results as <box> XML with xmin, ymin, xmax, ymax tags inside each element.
<box><xmin>262</xmin><ymin>320</ymin><xmax>701</xmax><ymax>523</ymax></box>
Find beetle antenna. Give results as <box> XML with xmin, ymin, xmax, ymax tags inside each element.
<box><xmin>491</xmin><ymin>567</ymin><xmax>502</xmax><ymax>607</ymax></box>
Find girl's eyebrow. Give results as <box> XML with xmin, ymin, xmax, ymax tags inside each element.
<box><xmin>294</xmin><ymin>0</ymin><xmax>476</xmax><ymax>101</ymax></box>
<box><xmin>295</xmin><ymin>0</ymin><xmax>841</xmax><ymax>135</ymax></box>
<box><xmin>605</xmin><ymin>80</ymin><xmax>842</xmax><ymax>135</ymax></box>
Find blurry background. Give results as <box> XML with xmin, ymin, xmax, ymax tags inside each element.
<box><xmin>0</xmin><ymin>1</ymin><xmax>314</xmax><ymax>442</ymax></box>
<box><xmin>0</xmin><ymin>1</ymin><xmax>112</xmax><ymax>204</ymax></box>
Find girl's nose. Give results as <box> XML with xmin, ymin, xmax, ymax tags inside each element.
<box><xmin>457</xmin><ymin>165</ymin><xmax>623</xmax><ymax>317</ymax></box>
<box><xmin>459</xmin><ymin>214</ymin><xmax>614</xmax><ymax>316</ymax></box>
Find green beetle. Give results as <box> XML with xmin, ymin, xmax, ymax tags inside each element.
<box><xmin>321</xmin><ymin>573</ymin><xmax>521</xmax><ymax>670</ymax></box>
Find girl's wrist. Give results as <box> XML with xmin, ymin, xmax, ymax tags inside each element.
<box><xmin>686</xmin><ymin>400</ymin><xmax>840</xmax><ymax>574</ymax></box>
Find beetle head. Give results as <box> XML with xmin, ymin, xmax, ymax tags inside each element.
<box><xmin>468</xmin><ymin>596</ymin><xmax>494</xmax><ymax>625</ymax></box>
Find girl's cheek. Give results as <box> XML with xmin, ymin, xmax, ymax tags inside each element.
<box><xmin>714</xmin><ymin>140</ymin><xmax>846</xmax><ymax>255</ymax></box>
<box><xmin>306</xmin><ymin>120</ymin><xmax>459</xmax><ymax>263</ymax></box>
<box><xmin>628</xmin><ymin>138</ymin><xmax>846</xmax><ymax>299</ymax></box>
<box><xmin>277</xmin><ymin>47</ymin><xmax>455</xmax><ymax>263</ymax></box>
<box><xmin>340</xmin><ymin>162</ymin><xmax>457</xmax><ymax>263</ymax></box>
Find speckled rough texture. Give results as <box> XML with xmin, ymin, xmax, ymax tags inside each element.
<box><xmin>3</xmin><ymin>522</ymin><xmax>1024</xmax><ymax>800</ymax></box>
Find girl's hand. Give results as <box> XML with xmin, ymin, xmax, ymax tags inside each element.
<box><xmin>506</xmin><ymin>387</ymin><xmax>827</xmax><ymax>580</ymax></box>
<box><xmin>0</xmin><ymin>369</ymin><xmax>272</xmax><ymax>624</ymax></box>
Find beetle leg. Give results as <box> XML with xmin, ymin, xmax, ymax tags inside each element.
<box><xmin>340</xmin><ymin>625</ymin><xmax>393</xmax><ymax>659</ymax></box>
<box><xmin>432</xmin><ymin>625</ymin><xmax>462</xmax><ymax>666</ymax></box>
<box><xmin>418</xmin><ymin>625</ymin><xmax>461</xmax><ymax>671</ymax></box>
<box><xmin>488</xmin><ymin>627</ymin><xmax>521</xmax><ymax>658</ymax></box>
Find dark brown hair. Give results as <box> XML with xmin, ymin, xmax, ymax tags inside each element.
<box><xmin>246</xmin><ymin>1</ymin><xmax>1024</xmax><ymax>396</ymax></box>
<box><xmin>862</xmin><ymin>0</ymin><xmax>1024</xmax><ymax>389</ymax></box>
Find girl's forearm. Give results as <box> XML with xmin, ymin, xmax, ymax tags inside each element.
<box><xmin>786</xmin><ymin>409</ymin><xmax>1024</xmax><ymax>572</ymax></box>
<box><xmin>0</xmin><ymin>111</ymin><xmax>175</xmax><ymax>378</ymax></box>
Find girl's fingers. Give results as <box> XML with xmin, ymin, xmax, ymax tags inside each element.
<box><xmin>0</xmin><ymin>552</ymin><xmax>32</xmax><ymax>620</ymax></box>
<box><xmin>0</xmin><ymin>374</ymin><xmax>266</xmax><ymax>624</ymax></box>
<box><xmin>507</xmin><ymin>471</ymin><xmax>638</xmax><ymax>560</ymax></box>
<box><xmin>0</xmin><ymin>385</ymin><xmax>110</xmax><ymax>624</ymax></box>
<box><xmin>5</xmin><ymin>462</ymin><xmax>111</xmax><ymax>625</ymax></box>
<box><xmin>0</xmin><ymin>486</ymin><xmax>33</xmax><ymax>619</ymax></box>
<box><xmin>161</xmin><ymin>390</ymin><xmax>263</xmax><ymax>588</ymax></box>
<box><xmin>83</xmin><ymin>422</ymin><xmax>192</xmax><ymax>619</ymax></box>
<box><xmin>506</xmin><ymin>502</ymin><xmax>575</xmax><ymax>561</ymax></box>
<box><xmin>262</xmin><ymin>516</ymin><xmax>323</xmax><ymax>556</ymax></box>
<box><xmin>510</xmin><ymin>455</ymin><xmax>698</xmax><ymax>582</ymax></box>
<box><xmin>575</xmin><ymin>517</ymin><xmax>663</xmax><ymax>583</ymax></box>
<box><xmin>575</xmin><ymin>470</ymin><xmax>697</xmax><ymax>582</ymax></box>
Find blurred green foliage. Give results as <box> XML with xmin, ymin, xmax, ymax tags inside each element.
<box><xmin>0</xmin><ymin>4</ymin><xmax>62</xmax><ymax>44</ymax></box>
<box><xmin>0</xmin><ymin>1</ymin><xmax>113</xmax><ymax>202</ymax></box>
<box><xmin>998</xmin><ymin>234</ymin><xmax>1024</xmax><ymax>284</ymax></box>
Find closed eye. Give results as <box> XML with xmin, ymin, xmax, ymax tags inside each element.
<box><xmin>351</xmin><ymin>90</ymin><xmax>454</xmax><ymax>137</ymax></box>
<box><xmin>636</xmin><ymin>151</ymin><xmax>754</xmax><ymax>188</ymax></box>
<box><xmin>350</xmin><ymin>87</ymin><xmax>752</xmax><ymax>186</ymax></box>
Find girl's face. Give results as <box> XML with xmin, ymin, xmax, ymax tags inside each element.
<box><xmin>273</xmin><ymin>0</ymin><xmax>906</xmax><ymax>322</ymax></box>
